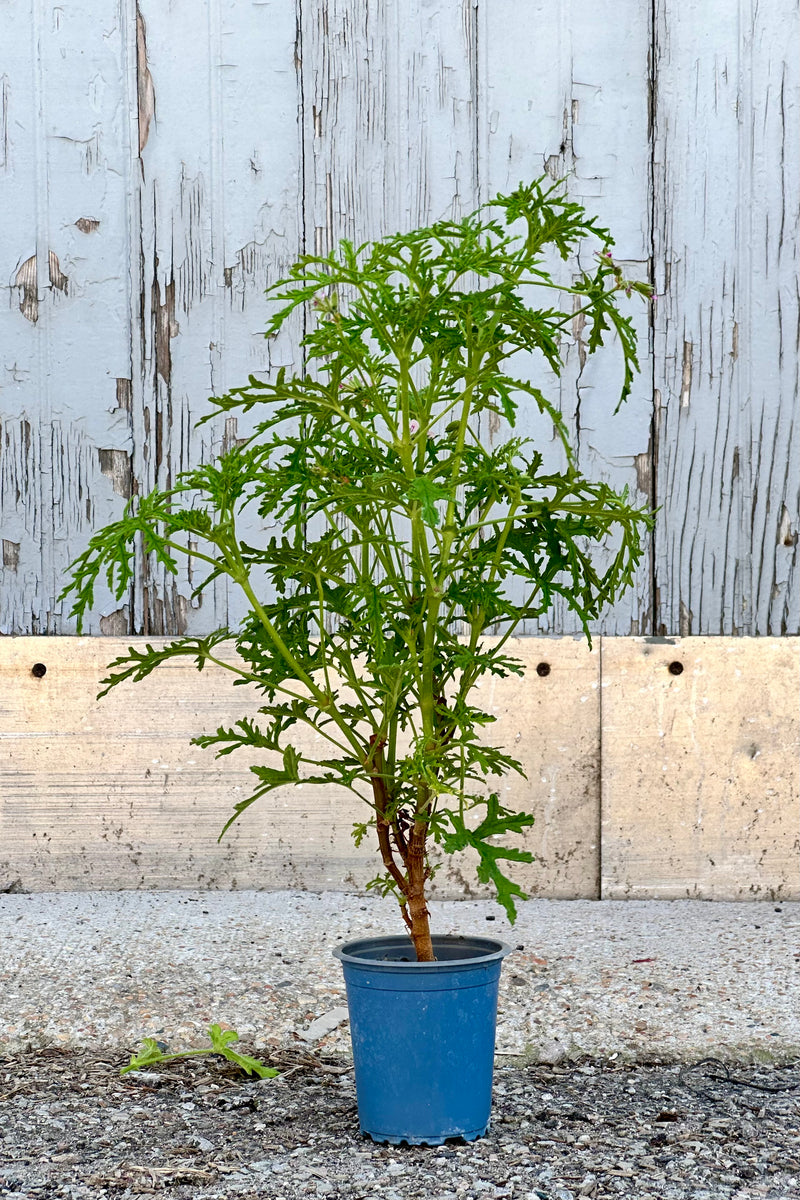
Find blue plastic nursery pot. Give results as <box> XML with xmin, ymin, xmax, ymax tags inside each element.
<box><xmin>333</xmin><ymin>934</ymin><xmax>511</xmax><ymax>1146</ymax></box>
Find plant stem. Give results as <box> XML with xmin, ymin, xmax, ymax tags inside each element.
<box><xmin>405</xmin><ymin>810</ymin><xmax>434</xmax><ymax>961</ymax></box>
<box><xmin>228</xmin><ymin>547</ymin><xmax>367</xmax><ymax>761</ymax></box>
<box><xmin>367</xmin><ymin>736</ymin><xmax>412</xmax><ymax>920</ymax></box>
<box><xmin>367</xmin><ymin>734</ymin><xmax>433</xmax><ymax>959</ymax></box>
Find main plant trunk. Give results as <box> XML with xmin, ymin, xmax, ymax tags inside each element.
<box><xmin>368</xmin><ymin>735</ymin><xmax>434</xmax><ymax>961</ymax></box>
<box><xmin>406</xmin><ymin>822</ymin><xmax>434</xmax><ymax>961</ymax></box>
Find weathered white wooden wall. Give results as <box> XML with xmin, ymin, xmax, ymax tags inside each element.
<box><xmin>0</xmin><ymin>0</ymin><xmax>798</xmax><ymax>636</ymax></box>
<box><xmin>652</xmin><ymin>0</ymin><xmax>800</xmax><ymax>637</ymax></box>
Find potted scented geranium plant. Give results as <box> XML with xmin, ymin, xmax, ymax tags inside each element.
<box><xmin>62</xmin><ymin>178</ymin><xmax>652</xmax><ymax>1144</ymax></box>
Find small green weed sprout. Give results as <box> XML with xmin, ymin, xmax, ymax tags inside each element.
<box><xmin>120</xmin><ymin>1023</ymin><xmax>278</xmax><ymax>1079</ymax></box>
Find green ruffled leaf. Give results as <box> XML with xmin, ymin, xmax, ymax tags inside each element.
<box><xmin>441</xmin><ymin>794</ymin><xmax>535</xmax><ymax>922</ymax></box>
<box><xmin>207</xmin><ymin>1024</ymin><xmax>279</xmax><ymax>1078</ymax></box>
<box><xmin>59</xmin><ymin>175</ymin><xmax>654</xmax><ymax>945</ymax></box>
<box><xmin>408</xmin><ymin>477</ymin><xmax>451</xmax><ymax>527</ymax></box>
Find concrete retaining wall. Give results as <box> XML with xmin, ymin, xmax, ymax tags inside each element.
<box><xmin>1</xmin><ymin>636</ymin><xmax>797</xmax><ymax>899</ymax></box>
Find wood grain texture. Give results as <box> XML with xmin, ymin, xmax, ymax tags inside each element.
<box><xmin>2</xmin><ymin>635</ymin><xmax>796</xmax><ymax>899</ymax></box>
<box><xmin>0</xmin><ymin>2</ymin><xmax>797</xmax><ymax>635</ymax></box>
<box><xmin>652</xmin><ymin>0</ymin><xmax>800</xmax><ymax>635</ymax></box>
<box><xmin>0</xmin><ymin>636</ymin><xmax>367</xmax><ymax>892</ymax></box>
<box><xmin>0</xmin><ymin>636</ymin><xmax>600</xmax><ymax>898</ymax></box>
<box><xmin>432</xmin><ymin>636</ymin><xmax>601</xmax><ymax>901</ymax></box>
<box><xmin>600</xmin><ymin>637</ymin><xmax>800</xmax><ymax>899</ymax></box>
<box><xmin>301</xmin><ymin>0</ymin><xmax>477</xmax><ymax>249</ymax></box>
<box><xmin>480</xmin><ymin>0</ymin><xmax>655</xmax><ymax>636</ymax></box>
<box><xmin>123</xmin><ymin>0</ymin><xmax>302</xmax><ymax>637</ymax></box>
<box><xmin>0</xmin><ymin>3</ymin><xmax>133</xmax><ymax>633</ymax></box>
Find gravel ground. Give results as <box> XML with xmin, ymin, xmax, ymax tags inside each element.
<box><xmin>1</xmin><ymin>1049</ymin><xmax>798</xmax><ymax>1199</ymax></box>
<box><xmin>1</xmin><ymin>891</ymin><xmax>798</xmax><ymax>1199</ymax></box>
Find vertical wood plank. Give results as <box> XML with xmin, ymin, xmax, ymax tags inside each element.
<box><xmin>745</xmin><ymin>1</ymin><xmax>800</xmax><ymax>634</ymax></box>
<box><xmin>298</xmin><ymin>0</ymin><xmax>479</xmax><ymax>600</ymax></box>
<box><xmin>652</xmin><ymin>0</ymin><xmax>800</xmax><ymax>635</ymax></box>
<box><xmin>0</xmin><ymin>3</ymin><xmax>133</xmax><ymax>634</ymax></box>
<box><xmin>0</xmin><ymin>0</ymin><xmax>41</xmax><ymax>633</ymax></box>
<box><xmin>301</xmin><ymin>0</ymin><xmax>477</xmax><ymax>258</ymax></box>
<box><xmin>123</xmin><ymin>0</ymin><xmax>302</xmax><ymax>637</ymax></box>
<box><xmin>479</xmin><ymin>0</ymin><xmax>655</xmax><ymax>636</ymax></box>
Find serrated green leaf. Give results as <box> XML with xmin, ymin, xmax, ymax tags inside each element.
<box><xmin>408</xmin><ymin>477</ymin><xmax>450</xmax><ymax>527</ymax></box>
<box><xmin>60</xmin><ymin>175</ymin><xmax>654</xmax><ymax>954</ymax></box>
<box><xmin>440</xmin><ymin>795</ymin><xmax>535</xmax><ymax>922</ymax></box>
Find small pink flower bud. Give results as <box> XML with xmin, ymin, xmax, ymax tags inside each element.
<box><xmin>409</xmin><ymin>420</ymin><xmax>419</xmax><ymax>435</ymax></box>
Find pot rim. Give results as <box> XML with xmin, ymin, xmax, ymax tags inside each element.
<box><xmin>333</xmin><ymin>933</ymin><xmax>512</xmax><ymax>969</ymax></box>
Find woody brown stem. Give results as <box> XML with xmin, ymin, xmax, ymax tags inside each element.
<box><xmin>368</xmin><ymin>735</ymin><xmax>409</xmax><ymax>885</ymax></box>
<box><xmin>368</xmin><ymin>734</ymin><xmax>433</xmax><ymax>957</ymax></box>
<box><xmin>369</xmin><ymin>775</ymin><xmax>407</xmax><ymax>894</ymax></box>
<box><xmin>406</xmin><ymin>817</ymin><xmax>434</xmax><ymax>961</ymax></box>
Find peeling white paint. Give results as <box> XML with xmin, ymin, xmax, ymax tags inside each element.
<box><xmin>0</xmin><ymin>3</ymin><xmax>797</xmax><ymax>637</ymax></box>
<box><xmin>653</xmin><ymin>0</ymin><xmax>799</xmax><ymax>636</ymax></box>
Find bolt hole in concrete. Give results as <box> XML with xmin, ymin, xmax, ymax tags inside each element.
<box><xmin>668</xmin><ymin>661</ymin><xmax>684</xmax><ymax>676</ymax></box>
<box><xmin>31</xmin><ymin>663</ymin><xmax>47</xmax><ymax>678</ymax></box>
<box><xmin>536</xmin><ymin>662</ymin><xmax>551</xmax><ymax>677</ymax></box>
